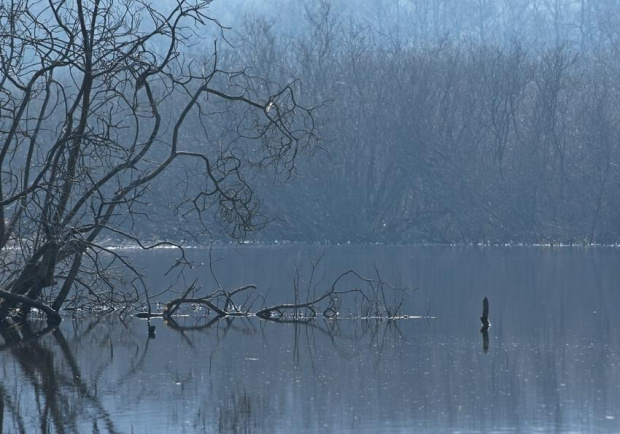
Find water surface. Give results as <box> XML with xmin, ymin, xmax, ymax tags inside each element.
<box><xmin>2</xmin><ymin>245</ymin><xmax>619</xmax><ymax>433</ymax></box>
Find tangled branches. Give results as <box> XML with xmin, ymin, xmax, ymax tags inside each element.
<box><xmin>137</xmin><ymin>268</ymin><xmax>412</xmax><ymax>327</ymax></box>
<box><xmin>0</xmin><ymin>0</ymin><xmax>320</xmax><ymax>322</ymax></box>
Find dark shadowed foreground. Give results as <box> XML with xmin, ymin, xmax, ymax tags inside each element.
<box><xmin>1</xmin><ymin>245</ymin><xmax>620</xmax><ymax>433</ymax></box>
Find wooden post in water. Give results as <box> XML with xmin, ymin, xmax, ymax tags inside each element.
<box><xmin>480</xmin><ymin>296</ymin><xmax>490</xmax><ymax>329</ymax></box>
<box><xmin>480</xmin><ymin>296</ymin><xmax>490</xmax><ymax>353</ymax></box>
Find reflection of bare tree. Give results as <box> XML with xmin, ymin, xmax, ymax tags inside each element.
<box><xmin>159</xmin><ymin>317</ymin><xmax>407</xmax><ymax>433</ymax></box>
<box><xmin>0</xmin><ymin>322</ymin><xmax>120</xmax><ymax>434</ymax></box>
<box><xmin>0</xmin><ymin>313</ymin><xmax>416</xmax><ymax>433</ymax></box>
<box><xmin>216</xmin><ymin>390</ymin><xmax>269</xmax><ymax>434</ymax></box>
<box><xmin>160</xmin><ymin>311</ymin><xmax>404</xmax><ymax>365</ymax></box>
<box><xmin>481</xmin><ymin>327</ymin><xmax>490</xmax><ymax>353</ymax></box>
<box><xmin>0</xmin><ymin>382</ymin><xmax>27</xmax><ymax>433</ymax></box>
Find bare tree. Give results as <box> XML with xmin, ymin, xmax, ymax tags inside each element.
<box><xmin>0</xmin><ymin>0</ymin><xmax>319</xmax><ymax>322</ymax></box>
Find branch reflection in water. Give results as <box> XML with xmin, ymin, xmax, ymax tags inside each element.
<box><xmin>0</xmin><ymin>318</ymin><xmax>121</xmax><ymax>433</ymax></box>
<box><xmin>0</xmin><ymin>314</ymin><xmax>412</xmax><ymax>433</ymax></box>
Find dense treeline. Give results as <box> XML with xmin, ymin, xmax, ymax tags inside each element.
<box><xmin>213</xmin><ymin>0</ymin><xmax>620</xmax><ymax>54</ymax></box>
<box><xmin>133</xmin><ymin>1</ymin><xmax>620</xmax><ymax>244</ymax></box>
<box><xmin>219</xmin><ymin>6</ymin><xmax>620</xmax><ymax>244</ymax></box>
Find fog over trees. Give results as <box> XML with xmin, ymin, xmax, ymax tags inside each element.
<box><xmin>213</xmin><ymin>0</ymin><xmax>620</xmax><ymax>52</ymax></box>
<box><xmin>203</xmin><ymin>0</ymin><xmax>620</xmax><ymax>244</ymax></box>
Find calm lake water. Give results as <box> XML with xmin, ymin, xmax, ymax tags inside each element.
<box><xmin>2</xmin><ymin>245</ymin><xmax>620</xmax><ymax>433</ymax></box>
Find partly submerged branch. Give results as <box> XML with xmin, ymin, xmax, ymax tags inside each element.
<box><xmin>0</xmin><ymin>289</ymin><xmax>61</xmax><ymax>324</ymax></box>
<box><xmin>137</xmin><ymin>268</ymin><xmax>413</xmax><ymax>325</ymax></box>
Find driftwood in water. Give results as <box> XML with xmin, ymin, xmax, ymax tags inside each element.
<box><xmin>137</xmin><ymin>269</ymin><xmax>410</xmax><ymax>326</ymax></box>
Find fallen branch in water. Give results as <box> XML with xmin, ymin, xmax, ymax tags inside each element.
<box><xmin>137</xmin><ymin>269</ymin><xmax>412</xmax><ymax>324</ymax></box>
<box><xmin>0</xmin><ymin>289</ymin><xmax>61</xmax><ymax>324</ymax></box>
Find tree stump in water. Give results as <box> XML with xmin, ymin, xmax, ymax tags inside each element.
<box><xmin>480</xmin><ymin>296</ymin><xmax>490</xmax><ymax>353</ymax></box>
<box><xmin>480</xmin><ymin>296</ymin><xmax>490</xmax><ymax>330</ymax></box>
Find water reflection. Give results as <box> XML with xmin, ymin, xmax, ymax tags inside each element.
<box><xmin>481</xmin><ymin>326</ymin><xmax>489</xmax><ymax>353</ymax></box>
<box><xmin>0</xmin><ymin>319</ymin><xmax>121</xmax><ymax>433</ymax></box>
<box><xmin>0</xmin><ymin>315</ymin><xmax>411</xmax><ymax>433</ymax></box>
<box><xmin>0</xmin><ymin>246</ymin><xmax>619</xmax><ymax>433</ymax></box>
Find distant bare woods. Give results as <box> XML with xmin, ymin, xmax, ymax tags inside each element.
<box><xmin>209</xmin><ymin>4</ymin><xmax>620</xmax><ymax>244</ymax></box>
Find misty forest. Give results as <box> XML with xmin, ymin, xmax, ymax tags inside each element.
<box><xmin>2</xmin><ymin>0</ymin><xmax>620</xmax><ymax>433</ymax></box>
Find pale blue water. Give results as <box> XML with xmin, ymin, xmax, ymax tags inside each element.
<box><xmin>1</xmin><ymin>245</ymin><xmax>619</xmax><ymax>433</ymax></box>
